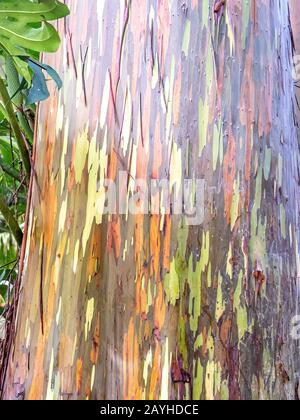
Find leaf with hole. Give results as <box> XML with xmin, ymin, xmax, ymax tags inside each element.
<box><xmin>0</xmin><ymin>0</ymin><xmax>69</xmax><ymax>53</ymax></box>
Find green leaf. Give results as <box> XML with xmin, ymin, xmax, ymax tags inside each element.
<box><xmin>26</xmin><ymin>60</ymin><xmax>62</xmax><ymax>104</ymax></box>
<box><xmin>0</xmin><ymin>20</ymin><xmax>61</xmax><ymax>53</ymax></box>
<box><xmin>0</xmin><ymin>38</ymin><xmax>32</xmax><ymax>84</ymax></box>
<box><xmin>0</xmin><ymin>35</ymin><xmax>24</xmax><ymax>56</ymax></box>
<box><xmin>41</xmin><ymin>63</ymin><xmax>62</xmax><ymax>90</ymax></box>
<box><xmin>26</xmin><ymin>61</ymin><xmax>50</xmax><ymax>104</ymax></box>
<box><xmin>0</xmin><ymin>0</ymin><xmax>69</xmax><ymax>54</ymax></box>
<box><xmin>0</xmin><ymin>135</ymin><xmax>19</xmax><ymax>151</ymax></box>
<box><xmin>0</xmin><ymin>0</ymin><xmax>70</xmax><ymax>22</ymax></box>
<box><xmin>0</xmin><ymin>294</ymin><xmax>5</xmax><ymax>308</ymax></box>
<box><xmin>0</xmin><ymin>103</ymin><xmax>9</xmax><ymax>120</ymax></box>
<box><xmin>0</xmin><ymin>1</ymin><xmax>69</xmax><ymax>271</ymax></box>
<box><xmin>13</xmin><ymin>56</ymin><xmax>32</xmax><ymax>85</ymax></box>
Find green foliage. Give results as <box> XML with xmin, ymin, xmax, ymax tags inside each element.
<box><xmin>0</xmin><ymin>1</ymin><xmax>69</xmax><ymax>50</ymax></box>
<box><xmin>0</xmin><ymin>0</ymin><xmax>69</xmax><ymax>314</ymax></box>
<box><xmin>0</xmin><ymin>115</ymin><xmax>26</xmax><ymax>314</ymax></box>
<box><xmin>0</xmin><ymin>0</ymin><xmax>69</xmax><ymax>82</ymax></box>
<box><xmin>27</xmin><ymin>59</ymin><xmax>62</xmax><ymax>104</ymax></box>
<box><xmin>0</xmin><ymin>234</ymin><xmax>17</xmax><ymax>316</ymax></box>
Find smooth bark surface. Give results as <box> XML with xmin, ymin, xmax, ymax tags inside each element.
<box><xmin>290</xmin><ymin>0</ymin><xmax>300</xmax><ymax>124</ymax></box>
<box><xmin>2</xmin><ymin>0</ymin><xmax>300</xmax><ymax>400</ymax></box>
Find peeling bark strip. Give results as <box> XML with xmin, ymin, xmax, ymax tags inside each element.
<box><xmin>2</xmin><ymin>0</ymin><xmax>300</xmax><ymax>400</ymax></box>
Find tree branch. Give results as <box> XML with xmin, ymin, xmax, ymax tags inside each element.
<box><xmin>0</xmin><ymin>79</ymin><xmax>31</xmax><ymax>178</ymax></box>
<box><xmin>0</xmin><ymin>158</ymin><xmax>21</xmax><ymax>182</ymax></box>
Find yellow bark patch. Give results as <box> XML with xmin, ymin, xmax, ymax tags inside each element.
<box><xmin>85</xmin><ymin>298</ymin><xmax>95</xmax><ymax>340</ymax></box>
<box><xmin>58</xmin><ymin>197</ymin><xmax>68</xmax><ymax>233</ymax></box>
<box><xmin>74</xmin><ymin>128</ymin><xmax>89</xmax><ymax>184</ymax></box>
<box><xmin>73</xmin><ymin>240</ymin><xmax>80</xmax><ymax>274</ymax></box>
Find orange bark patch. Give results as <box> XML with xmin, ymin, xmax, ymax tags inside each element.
<box><xmin>76</xmin><ymin>358</ymin><xmax>83</xmax><ymax>394</ymax></box>
<box><xmin>90</xmin><ymin>314</ymin><xmax>100</xmax><ymax>364</ymax></box>
<box><xmin>138</xmin><ymin>256</ymin><xmax>149</xmax><ymax>314</ymax></box>
<box><xmin>135</xmin><ymin>274</ymin><xmax>142</xmax><ymax>315</ymax></box>
<box><xmin>135</xmin><ymin>214</ymin><xmax>144</xmax><ymax>262</ymax></box>
<box><xmin>163</xmin><ymin>216</ymin><xmax>171</xmax><ymax>271</ymax></box>
<box><xmin>123</xmin><ymin>318</ymin><xmax>141</xmax><ymax>399</ymax></box>
<box><xmin>28</xmin><ymin>333</ymin><xmax>46</xmax><ymax>400</ymax></box>
<box><xmin>150</xmin><ymin>215</ymin><xmax>161</xmax><ymax>281</ymax></box>
<box><xmin>223</xmin><ymin>134</ymin><xmax>236</xmax><ymax>224</ymax></box>
<box><xmin>107</xmin><ymin>218</ymin><xmax>121</xmax><ymax>259</ymax></box>
<box><xmin>42</xmin><ymin>180</ymin><xmax>57</xmax><ymax>250</ymax></box>
<box><xmin>68</xmin><ymin>141</ymin><xmax>76</xmax><ymax>192</ymax></box>
<box><xmin>67</xmin><ymin>166</ymin><xmax>75</xmax><ymax>192</ymax></box>
<box><xmin>219</xmin><ymin>317</ymin><xmax>232</xmax><ymax>347</ymax></box>
<box><xmin>149</xmin><ymin>343</ymin><xmax>161</xmax><ymax>400</ymax></box>
<box><xmin>108</xmin><ymin>145</ymin><xmax>118</xmax><ymax>181</ymax></box>
<box><xmin>154</xmin><ymin>282</ymin><xmax>166</xmax><ymax>330</ymax></box>
<box><xmin>87</xmin><ymin>226</ymin><xmax>101</xmax><ymax>282</ymax></box>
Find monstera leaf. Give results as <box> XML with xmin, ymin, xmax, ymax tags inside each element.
<box><xmin>0</xmin><ymin>0</ymin><xmax>69</xmax><ymax>22</ymax></box>
<box><xmin>0</xmin><ymin>0</ymin><xmax>69</xmax><ymax>53</ymax></box>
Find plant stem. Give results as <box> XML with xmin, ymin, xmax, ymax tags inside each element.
<box><xmin>0</xmin><ymin>159</ymin><xmax>21</xmax><ymax>182</ymax></box>
<box><xmin>0</xmin><ymin>197</ymin><xmax>23</xmax><ymax>247</ymax></box>
<box><xmin>0</xmin><ymin>79</ymin><xmax>31</xmax><ymax>178</ymax></box>
<box><xmin>17</xmin><ymin>112</ymin><xmax>34</xmax><ymax>144</ymax></box>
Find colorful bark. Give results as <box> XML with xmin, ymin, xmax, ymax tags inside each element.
<box><xmin>2</xmin><ymin>0</ymin><xmax>300</xmax><ymax>400</ymax></box>
<box><xmin>290</xmin><ymin>0</ymin><xmax>300</xmax><ymax>124</ymax></box>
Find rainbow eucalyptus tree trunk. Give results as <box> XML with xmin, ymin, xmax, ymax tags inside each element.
<box><xmin>290</xmin><ymin>0</ymin><xmax>300</xmax><ymax>124</ymax></box>
<box><xmin>1</xmin><ymin>0</ymin><xmax>300</xmax><ymax>400</ymax></box>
